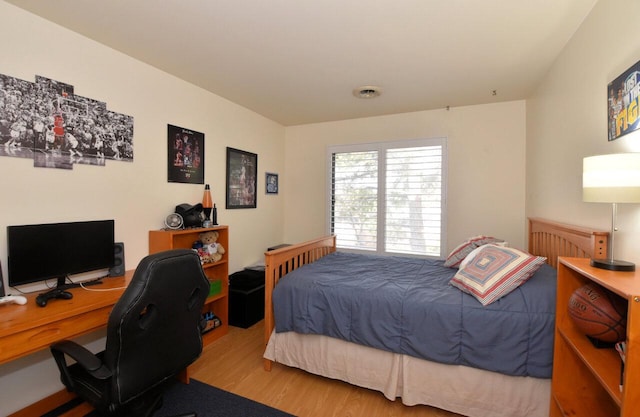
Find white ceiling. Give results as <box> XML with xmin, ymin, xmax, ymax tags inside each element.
<box><xmin>5</xmin><ymin>0</ymin><xmax>598</xmax><ymax>126</ymax></box>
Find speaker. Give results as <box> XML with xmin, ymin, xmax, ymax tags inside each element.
<box><xmin>109</xmin><ymin>242</ymin><xmax>125</xmax><ymax>277</ymax></box>
<box><xmin>0</xmin><ymin>260</ymin><xmax>5</xmax><ymax>297</ymax></box>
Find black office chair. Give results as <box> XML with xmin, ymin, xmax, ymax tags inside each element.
<box><xmin>50</xmin><ymin>249</ymin><xmax>210</xmax><ymax>417</ymax></box>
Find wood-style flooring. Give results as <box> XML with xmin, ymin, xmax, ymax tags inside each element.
<box><xmin>189</xmin><ymin>321</ymin><xmax>463</xmax><ymax>417</ymax></box>
<box><xmin>21</xmin><ymin>321</ymin><xmax>464</xmax><ymax>417</ymax></box>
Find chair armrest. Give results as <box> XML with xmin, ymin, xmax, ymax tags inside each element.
<box><xmin>50</xmin><ymin>340</ymin><xmax>112</xmax><ymax>380</ymax></box>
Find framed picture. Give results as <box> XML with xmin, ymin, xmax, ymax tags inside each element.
<box><xmin>226</xmin><ymin>147</ymin><xmax>257</xmax><ymax>209</ymax></box>
<box><xmin>608</xmin><ymin>59</ymin><xmax>640</xmax><ymax>141</ymax></box>
<box><xmin>167</xmin><ymin>124</ymin><xmax>204</xmax><ymax>183</ymax></box>
<box><xmin>266</xmin><ymin>172</ymin><xmax>279</xmax><ymax>194</ymax></box>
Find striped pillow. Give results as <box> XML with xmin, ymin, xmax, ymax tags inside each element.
<box><xmin>450</xmin><ymin>244</ymin><xmax>546</xmax><ymax>306</ymax></box>
<box><xmin>443</xmin><ymin>236</ymin><xmax>505</xmax><ymax>268</ymax></box>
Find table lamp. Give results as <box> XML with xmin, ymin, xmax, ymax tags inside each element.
<box><xmin>202</xmin><ymin>184</ymin><xmax>213</xmax><ymax>227</ymax></box>
<box><xmin>583</xmin><ymin>153</ymin><xmax>640</xmax><ymax>271</ymax></box>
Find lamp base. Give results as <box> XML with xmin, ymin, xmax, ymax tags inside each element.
<box><xmin>590</xmin><ymin>258</ymin><xmax>635</xmax><ymax>272</ymax></box>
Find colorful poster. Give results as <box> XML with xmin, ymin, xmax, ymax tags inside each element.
<box><xmin>608</xmin><ymin>60</ymin><xmax>640</xmax><ymax>141</ymax></box>
<box><xmin>167</xmin><ymin>124</ymin><xmax>204</xmax><ymax>184</ymax></box>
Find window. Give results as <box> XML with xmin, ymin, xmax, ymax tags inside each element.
<box><xmin>327</xmin><ymin>138</ymin><xmax>446</xmax><ymax>257</ymax></box>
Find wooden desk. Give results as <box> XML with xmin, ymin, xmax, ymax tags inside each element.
<box><xmin>0</xmin><ymin>271</ymin><xmax>133</xmax><ymax>366</ymax></box>
<box><xmin>4</xmin><ymin>270</ymin><xmax>204</xmax><ymax>416</ymax></box>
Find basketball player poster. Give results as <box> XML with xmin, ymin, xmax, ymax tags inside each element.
<box><xmin>608</xmin><ymin>59</ymin><xmax>640</xmax><ymax>141</ymax></box>
<box><xmin>167</xmin><ymin>124</ymin><xmax>204</xmax><ymax>184</ymax></box>
<box><xmin>0</xmin><ymin>73</ymin><xmax>134</xmax><ymax>169</ymax></box>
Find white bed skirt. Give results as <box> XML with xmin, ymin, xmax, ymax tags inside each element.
<box><xmin>264</xmin><ymin>330</ymin><xmax>549</xmax><ymax>417</ymax></box>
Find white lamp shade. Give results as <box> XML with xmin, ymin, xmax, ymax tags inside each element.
<box><xmin>583</xmin><ymin>153</ymin><xmax>640</xmax><ymax>203</ymax></box>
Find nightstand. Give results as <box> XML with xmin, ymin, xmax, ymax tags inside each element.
<box><xmin>551</xmin><ymin>257</ymin><xmax>640</xmax><ymax>417</ymax></box>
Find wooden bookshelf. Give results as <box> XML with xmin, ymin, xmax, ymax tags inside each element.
<box><xmin>149</xmin><ymin>226</ymin><xmax>229</xmax><ymax>346</ymax></box>
<box><xmin>551</xmin><ymin>257</ymin><xmax>640</xmax><ymax>417</ymax></box>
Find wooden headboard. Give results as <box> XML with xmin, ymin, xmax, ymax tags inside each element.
<box><xmin>528</xmin><ymin>217</ymin><xmax>608</xmax><ymax>268</ymax></box>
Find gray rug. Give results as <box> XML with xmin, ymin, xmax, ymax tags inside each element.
<box><xmin>155</xmin><ymin>379</ymin><xmax>295</xmax><ymax>417</ymax></box>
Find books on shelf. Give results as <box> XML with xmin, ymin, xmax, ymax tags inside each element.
<box><xmin>616</xmin><ymin>341</ymin><xmax>626</xmax><ymax>392</ymax></box>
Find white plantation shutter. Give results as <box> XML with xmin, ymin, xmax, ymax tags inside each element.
<box><xmin>331</xmin><ymin>150</ymin><xmax>378</xmax><ymax>250</ymax></box>
<box><xmin>385</xmin><ymin>145</ymin><xmax>443</xmax><ymax>256</ymax></box>
<box><xmin>328</xmin><ymin>138</ymin><xmax>446</xmax><ymax>257</ymax></box>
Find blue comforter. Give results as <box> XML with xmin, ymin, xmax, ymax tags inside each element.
<box><xmin>273</xmin><ymin>251</ymin><xmax>556</xmax><ymax>378</ymax></box>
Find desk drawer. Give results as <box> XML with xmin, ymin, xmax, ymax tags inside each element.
<box><xmin>0</xmin><ymin>306</ymin><xmax>111</xmax><ymax>365</ymax></box>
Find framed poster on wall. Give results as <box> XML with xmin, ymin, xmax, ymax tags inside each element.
<box><xmin>167</xmin><ymin>124</ymin><xmax>204</xmax><ymax>184</ymax></box>
<box><xmin>226</xmin><ymin>147</ymin><xmax>257</xmax><ymax>209</ymax></box>
<box><xmin>608</xmin><ymin>59</ymin><xmax>640</xmax><ymax>141</ymax></box>
<box><xmin>265</xmin><ymin>172</ymin><xmax>279</xmax><ymax>194</ymax></box>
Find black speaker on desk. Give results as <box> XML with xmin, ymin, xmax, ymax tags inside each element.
<box><xmin>109</xmin><ymin>242</ymin><xmax>125</xmax><ymax>277</ymax></box>
<box><xmin>0</xmin><ymin>260</ymin><xmax>5</xmax><ymax>297</ymax></box>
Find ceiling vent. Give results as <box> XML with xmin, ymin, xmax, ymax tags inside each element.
<box><xmin>353</xmin><ymin>86</ymin><xmax>382</xmax><ymax>99</ymax></box>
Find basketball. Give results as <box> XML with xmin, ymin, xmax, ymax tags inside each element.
<box><xmin>568</xmin><ymin>283</ymin><xmax>627</xmax><ymax>343</ymax></box>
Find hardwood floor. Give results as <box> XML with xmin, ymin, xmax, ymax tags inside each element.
<box><xmin>27</xmin><ymin>321</ymin><xmax>463</xmax><ymax>417</ymax></box>
<box><xmin>189</xmin><ymin>321</ymin><xmax>463</xmax><ymax>417</ymax></box>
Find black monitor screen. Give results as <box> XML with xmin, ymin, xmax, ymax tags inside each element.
<box><xmin>7</xmin><ymin>220</ymin><xmax>114</xmax><ymax>287</ymax></box>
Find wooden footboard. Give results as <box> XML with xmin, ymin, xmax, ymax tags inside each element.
<box><xmin>263</xmin><ymin>235</ymin><xmax>336</xmax><ymax>370</ymax></box>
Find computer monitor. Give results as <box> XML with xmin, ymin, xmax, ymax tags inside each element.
<box><xmin>7</xmin><ymin>220</ymin><xmax>115</xmax><ymax>290</ymax></box>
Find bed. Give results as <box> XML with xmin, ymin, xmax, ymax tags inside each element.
<box><xmin>263</xmin><ymin>218</ymin><xmax>609</xmax><ymax>417</ymax></box>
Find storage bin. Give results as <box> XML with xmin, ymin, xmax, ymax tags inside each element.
<box><xmin>229</xmin><ymin>269</ymin><xmax>265</xmax><ymax>328</ymax></box>
<box><xmin>208</xmin><ymin>279</ymin><xmax>222</xmax><ymax>297</ymax></box>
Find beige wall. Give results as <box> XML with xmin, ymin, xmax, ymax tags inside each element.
<box><xmin>526</xmin><ymin>0</ymin><xmax>640</xmax><ymax>265</ymax></box>
<box><xmin>0</xmin><ymin>2</ymin><xmax>284</xmax><ymax>413</ymax></box>
<box><xmin>283</xmin><ymin>101</ymin><xmax>528</xmax><ymax>252</ymax></box>
<box><xmin>3</xmin><ymin>0</ymin><xmax>634</xmax><ymax>413</ymax></box>
<box><xmin>0</xmin><ymin>2</ymin><xmax>287</xmax><ymax>275</ymax></box>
